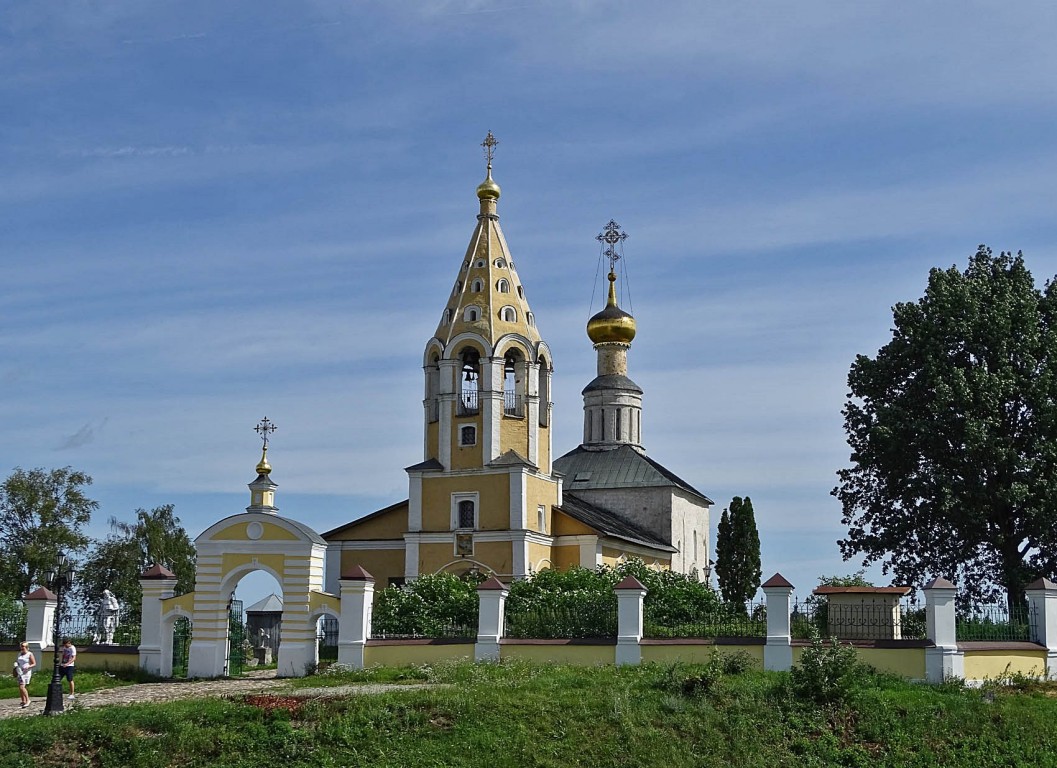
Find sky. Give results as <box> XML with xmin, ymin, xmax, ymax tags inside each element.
<box><xmin>5</xmin><ymin>1</ymin><xmax>1057</xmax><ymax>607</ymax></box>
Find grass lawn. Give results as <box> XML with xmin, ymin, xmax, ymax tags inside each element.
<box><xmin>1</xmin><ymin>660</ymin><xmax>1056</xmax><ymax>767</ymax></box>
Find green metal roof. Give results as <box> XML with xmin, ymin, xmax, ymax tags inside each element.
<box><xmin>553</xmin><ymin>444</ymin><xmax>712</xmax><ymax>504</ymax></box>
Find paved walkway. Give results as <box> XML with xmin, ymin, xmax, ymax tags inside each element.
<box><xmin>1</xmin><ymin>672</ymin><xmax>439</xmax><ymax>720</ymax></box>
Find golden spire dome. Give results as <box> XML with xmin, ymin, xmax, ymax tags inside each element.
<box><xmin>256</xmin><ymin>445</ymin><xmax>271</xmax><ymax>476</ymax></box>
<box><xmin>587</xmin><ymin>270</ymin><xmax>637</xmax><ymax>344</ymax></box>
<box><xmin>476</xmin><ymin>130</ymin><xmax>501</xmax><ymax>201</ymax></box>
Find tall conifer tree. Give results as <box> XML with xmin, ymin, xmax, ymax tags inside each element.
<box><xmin>715</xmin><ymin>496</ymin><xmax>762</xmax><ymax>607</ymax></box>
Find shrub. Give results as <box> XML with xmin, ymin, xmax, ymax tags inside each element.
<box><xmin>372</xmin><ymin>572</ymin><xmax>480</xmax><ymax>637</ymax></box>
<box><xmin>789</xmin><ymin>630</ymin><xmax>862</xmax><ymax>704</ymax></box>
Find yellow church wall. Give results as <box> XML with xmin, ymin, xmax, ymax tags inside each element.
<box><xmin>212</xmin><ymin>522</ymin><xmax>298</xmax><ymax>541</ymax></box>
<box><xmin>221</xmin><ymin>552</ymin><xmax>288</xmax><ymax>577</ymax></box>
<box><xmin>340</xmin><ymin>549</ymin><xmax>406</xmax><ymax>588</ymax></box>
<box><xmin>502</xmin><ymin>414</ymin><xmax>529</xmax><ymax>458</ymax></box>
<box><xmin>552</xmin><ymin>512</ymin><xmax>595</xmax><ymax>536</ymax></box>
<box><xmin>553</xmin><ymin>545</ymin><xmax>581</xmax><ymax>569</ymax></box>
<box><xmin>538</xmin><ymin>424</ymin><xmax>550</xmax><ymax>472</ymax></box>
<box><xmin>962</xmin><ymin>649</ymin><xmax>1047</xmax><ymax>680</ymax></box>
<box><xmin>364</xmin><ymin>642</ymin><xmax>474</xmax><ymax>667</ymax></box>
<box><xmin>501</xmin><ymin>642</ymin><xmax>615</xmax><ymax>665</ymax></box>
<box><xmin>473</xmin><ymin>541</ymin><xmax>513</xmax><ymax>575</ymax></box>
<box><xmin>162</xmin><ymin>592</ymin><xmax>195</xmax><ymax>614</ymax></box>
<box><xmin>640</xmin><ymin>643</ymin><xmax>764</xmax><ymax>666</ymax></box>
<box><xmin>426</xmin><ymin>421</ymin><xmax>439</xmax><ymax>461</ymax></box>
<box><xmin>525</xmin><ymin>475</ymin><xmax>560</xmax><ymax>529</ymax></box>
<box><xmin>449</xmin><ymin>422</ymin><xmax>484</xmax><ymax>470</ymax></box>
<box><xmin>528</xmin><ymin>542</ymin><xmax>552</xmax><ymax>570</ymax></box>
<box><xmin>421</xmin><ymin>474</ymin><xmax>510</xmax><ymax>530</ymax></box>
<box><xmin>329</xmin><ymin>504</ymin><xmax>408</xmax><ymax>540</ymax></box>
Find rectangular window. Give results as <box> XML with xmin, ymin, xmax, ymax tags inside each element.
<box><xmin>460</xmin><ymin>425</ymin><xmax>476</xmax><ymax>446</ymax></box>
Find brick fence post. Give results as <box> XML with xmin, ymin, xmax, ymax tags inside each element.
<box><xmin>924</xmin><ymin>577</ymin><xmax>963</xmax><ymax>683</ymax></box>
<box><xmin>614</xmin><ymin>576</ymin><xmax>646</xmax><ymax>666</ymax></box>
<box><xmin>476</xmin><ymin>577</ymin><xmax>508</xmax><ymax>662</ymax></box>
<box><xmin>338</xmin><ymin>566</ymin><xmax>375</xmax><ymax>669</ymax></box>
<box><xmin>762</xmin><ymin>573</ymin><xmax>794</xmax><ymax>672</ymax></box>
<box><xmin>1025</xmin><ymin>577</ymin><xmax>1057</xmax><ymax>679</ymax></box>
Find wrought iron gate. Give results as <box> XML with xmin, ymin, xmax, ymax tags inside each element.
<box><xmin>172</xmin><ymin>617</ymin><xmax>191</xmax><ymax>678</ymax></box>
<box><xmin>227</xmin><ymin>599</ymin><xmax>246</xmax><ymax>676</ymax></box>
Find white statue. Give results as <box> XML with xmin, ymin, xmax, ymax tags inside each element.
<box><xmin>97</xmin><ymin>589</ymin><xmax>120</xmax><ymax>645</ymax></box>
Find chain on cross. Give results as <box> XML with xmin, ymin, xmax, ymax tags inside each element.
<box><xmin>254</xmin><ymin>417</ymin><xmax>276</xmax><ymax>449</ymax></box>
<box><xmin>596</xmin><ymin>219</ymin><xmax>628</xmax><ymax>273</ymax></box>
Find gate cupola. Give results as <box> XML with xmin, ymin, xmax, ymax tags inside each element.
<box><xmin>246</xmin><ymin>417</ymin><xmax>278</xmax><ymax>513</ymax></box>
<box><xmin>421</xmin><ymin>132</ymin><xmax>554</xmax><ymax>472</ymax></box>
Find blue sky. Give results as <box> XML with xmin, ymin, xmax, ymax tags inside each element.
<box><xmin>5</xmin><ymin>2</ymin><xmax>1057</xmax><ymax>606</ymax></box>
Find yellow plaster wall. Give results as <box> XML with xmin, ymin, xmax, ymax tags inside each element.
<box><xmin>501</xmin><ymin>413</ymin><xmax>529</xmax><ymax>457</ymax></box>
<box><xmin>221</xmin><ymin>553</ymin><xmax>289</xmax><ymax>579</ymax></box>
<box><xmin>426</xmin><ymin>421</ymin><xmax>439</xmax><ymax>461</ymax></box>
<box><xmin>963</xmin><ymin>649</ymin><xmax>1047</xmax><ymax>680</ymax></box>
<box><xmin>538</xmin><ymin>424</ymin><xmax>550</xmax><ymax>472</ymax></box>
<box><xmin>641</xmin><ymin>644</ymin><xmax>764</xmax><ymax>666</ymax></box>
<box><xmin>526</xmin><ymin>475</ymin><xmax>560</xmax><ymax>529</ymax></box>
<box><xmin>421</xmin><ymin>474</ymin><xmax>509</xmax><ymax>530</ymax></box>
<box><xmin>0</xmin><ymin>649</ymin><xmax>139</xmax><ymax>672</ymax></box>
<box><xmin>501</xmin><ymin>643</ymin><xmax>615</xmax><ymax>665</ymax></box>
<box><xmin>309</xmin><ymin>591</ymin><xmax>340</xmax><ymax>615</ymax></box>
<box><xmin>340</xmin><ymin>549</ymin><xmax>406</xmax><ymax>588</ymax></box>
<box><xmin>212</xmin><ymin>521</ymin><xmax>298</xmax><ymax>541</ymax></box>
<box><xmin>162</xmin><ymin>592</ymin><xmax>195</xmax><ymax>614</ymax></box>
<box><xmin>472</xmin><ymin>541</ymin><xmax>514</xmax><ymax>575</ymax></box>
<box><xmin>329</xmin><ymin>505</ymin><xmax>408</xmax><ymax>540</ymax></box>
<box><xmin>553</xmin><ymin>512</ymin><xmax>595</xmax><ymax>536</ymax></box>
<box><xmin>364</xmin><ymin>643</ymin><xmax>474</xmax><ymax>667</ymax></box>
<box><xmin>553</xmin><ymin>545</ymin><xmax>581</xmax><ymax>569</ymax></box>
<box><xmin>528</xmin><ymin>542</ymin><xmax>552</xmax><ymax>570</ymax></box>
<box><xmin>449</xmin><ymin>415</ymin><xmax>483</xmax><ymax>471</ymax></box>
<box><xmin>856</xmin><ymin>647</ymin><xmax>926</xmax><ymax>679</ymax></box>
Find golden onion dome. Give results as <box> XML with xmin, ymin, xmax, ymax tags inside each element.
<box><xmin>587</xmin><ymin>271</ymin><xmax>637</xmax><ymax>344</ymax></box>
<box><xmin>476</xmin><ymin>166</ymin><xmax>501</xmax><ymax>200</ymax></box>
<box><xmin>256</xmin><ymin>446</ymin><xmax>271</xmax><ymax>476</ymax></box>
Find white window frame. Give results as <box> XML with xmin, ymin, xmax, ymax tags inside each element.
<box><xmin>451</xmin><ymin>492</ymin><xmax>479</xmax><ymax>531</ymax></box>
<box><xmin>464</xmin><ymin>306</ymin><xmax>480</xmax><ymax>322</ymax></box>
<box><xmin>500</xmin><ymin>306</ymin><xmax>517</xmax><ymax>322</ymax></box>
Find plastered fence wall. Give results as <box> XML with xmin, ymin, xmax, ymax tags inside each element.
<box><xmin>23</xmin><ymin>569</ymin><xmax>1048</xmax><ymax>680</ymax></box>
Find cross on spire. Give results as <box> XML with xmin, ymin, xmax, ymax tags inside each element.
<box><xmin>596</xmin><ymin>219</ymin><xmax>628</xmax><ymax>273</ymax></box>
<box><xmin>481</xmin><ymin>131</ymin><xmax>498</xmax><ymax>169</ymax></box>
<box><xmin>254</xmin><ymin>417</ymin><xmax>276</xmax><ymax>449</ymax></box>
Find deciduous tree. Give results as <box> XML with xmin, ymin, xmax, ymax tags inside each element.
<box><xmin>0</xmin><ymin>467</ymin><xmax>97</xmax><ymax>597</ymax></box>
<box><xmin>835</xmin><ymin>246</ymin><xmax>1057</xmax><ymax>607</ymax></box>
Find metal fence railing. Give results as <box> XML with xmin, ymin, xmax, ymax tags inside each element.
<box><xmin>505</xmin><ymin>599</ymin><xmax>618</xmax><ymax>639</ymax></box>
<box><xmin>59</xmin><ymin>610</ymin><xmax>142</xmax><ymax>647</ymax></box>
<box><xmin>790</xmin><ymin>598</ymin><xmax>926</xmax><ymax>641</ymax></box>
<box><xmin>956</xmin><ymin>603</ymin><xmax>1037</xmax><ymax>642</ymax></box>
<box><xmin>644</xmin><ymin>601</ymin><xmax>767</xmax><ymax>639</ymax></box>
<box><xmin>0</xmin><ymin>602</ymin><xmax>27</xmax><ymax>645</ymax></box>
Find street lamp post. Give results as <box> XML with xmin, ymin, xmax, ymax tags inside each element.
<box><xmin>42</xmin><ymin>553</ymin><xmax>75</xmax><ymax>716</ymax></box>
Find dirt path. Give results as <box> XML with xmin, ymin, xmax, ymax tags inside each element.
<box><xmin>1</xmin><ymin>671</ymin><xmax>440</xmax><ymax>720</ymax></box>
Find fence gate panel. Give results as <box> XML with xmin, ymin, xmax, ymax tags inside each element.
<box><xmin>172</xmin><ymin>617</ymin><xmax>191</xmax><ymax>678</ymax></box>
<box><xmin>227</xmin><ymin>600</ymin><xmax>245</xmax><ymax>676</ymax></box>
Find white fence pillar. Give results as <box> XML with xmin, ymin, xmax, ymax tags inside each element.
<box><xmin>1025</xmin><ymin>577</ymin><xmax>1057</xmax><ymax>678</ymax></box>
<box><xmin>138</xmin><ymin>564</ymin><xmax>178</xmax><ymax>676</ymax></box>
<box><xmin>23</xmin><ymin>588</ymin><xmax>57</xmax><ymax>655</ymax></box>
<box><xmin>476</xmin><ymin>577</ymin><xmax>508</xmax><ymax>662</ymax></box>
<box><xmin>337</xmin><ymin>566</ymin><xmax>375</xmax><ymax>669</ymax></box>
<box><xmin>924</xmin><ymin>577</ymin><xmax>963</xmax><ymax>683</ymax></box>
<box><xmin>614</xmin><ymin>576</ymin><xmax>646</xmax><ymax>666</ymax></box>
<box><xmin>762</xmin><ymin>573</ymin><xmax>793</xmax><ymax>672</ymax></box>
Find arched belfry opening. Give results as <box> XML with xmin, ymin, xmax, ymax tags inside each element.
<box><xmin>425</xmin><ymin>353</ymin><xmax>441</xmax><ymax>423</ymax></box>
<box><xmin>459</xmin><ymin>347</ymin><xmax>481</xmax><ymax>416</ymax></box>
<box><xmin>503</xmin><ymin>348</ymin><xmax>526</xmax><ymax>418</ymax></box>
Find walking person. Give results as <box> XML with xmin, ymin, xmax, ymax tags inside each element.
<box><xmin>14</xmin><ymin>641</ymin><xmax>36</xmax><ymax>709</ymax></box>
<box><xmin>59</xmin><ymin>638</ymin><xmax>76</xmax><ymax>698</ymax></box>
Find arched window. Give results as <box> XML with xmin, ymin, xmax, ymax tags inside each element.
<box><xmin>463</xmin><ymin>306</ymin><xmax>480</xmax><ymax>322</ymax></box>
<box><xmin>497</xmin><ymin>278</ymin><xmax>510</xmax><ymax>293</ymax></box>
<box><xmin>453</xmin><ymin>281</ymin><xmax>462</xmax><ymax>296</ymax></box>
<box><xmin>443</xmin><ymin>308</ymin><xmax>453</xmax><ymax>324</ymax></box>
<box><xmin>503</xmin><ymin>350</ymin><xmax>524</xmax><ymax>417</ymax></box>
<box><xmin>517</xmin><ymin>286</ymin><xmax>524</xmax><ymax>299</ymax></box>
<box><xmin>526</xmin><ymin>311</ymin><xmax>534</xmax><ymax>327</ymax></box>
<box><xmin>458</xmin><ymin>500</ymin><xmax>475</xmax><ymax>529</ymax></box>
<box><xmin>475</xmin><ymin>259</ymin><xmax>485</xmax><ymax>268</ymax></box>
<box><xmin>500</xmin><ymin>306</ymin><xmax>516</xmax><ymax>323</ymax></box>
<box><xmin>471</xmin><ymin>279</ymin><xmax>483</xmax><ymax>293</ymax></box>
<box><xmin>426</xmin><ymin>354</ymin><xmax>441</xmax><ymax>423</ymax></box>
<box><xmin>494</xmin><ymin>258</ymin><xmax>506</xmax><ymax>268</ymax></box>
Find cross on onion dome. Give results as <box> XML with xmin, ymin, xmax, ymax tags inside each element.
<box><xmin>254</xmin><ymin>417</ymin><xmax>276</xmax><ymax>449</ymax></box>
<box><xmin>481</xmin><ymin>131</ymin><xmax>498</xmax><ymax>167</ymax></box>
<box><xmin>596</xmin><ymin>220</ymin><xmax>628</xmax><ymax>273</ymax></box>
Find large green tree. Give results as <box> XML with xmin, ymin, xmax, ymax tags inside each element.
<box><xmin>714</xmin><ymin>496</ymin><xmax>762</xmax><ymax>607</ymax></box>
<box><xmin>75</xmin><ymin>505</ymin><xmax>196</xmax><ymax>620</ymax></box>
<box><xmin>834</xmin><ymin>246</ymin><xmax>1057</xmax><ymax>607</ymax></box>
<box><xmin>0</xmin><ymin>467</ymin><xmax>97</xmax><ymax>597</ymax></box>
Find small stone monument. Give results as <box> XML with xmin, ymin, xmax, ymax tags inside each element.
<box><xmin>254</xmin><ymin>628</ymin><xmax>272</xmax><ymax>665</ymax></box>
<box><xmin>97</xmin><ymin>589</ymin><xmax>121</xmax><ymax>645</ymax></box>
